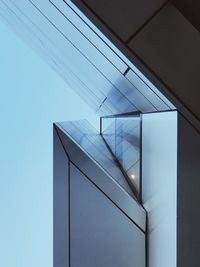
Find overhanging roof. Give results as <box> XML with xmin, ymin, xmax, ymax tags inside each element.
<box><xmin>0</xmin><ymin>0</ymin><xmax>175</xmax><ymax>118</ymax></box>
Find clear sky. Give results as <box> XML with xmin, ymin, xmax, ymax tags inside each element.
<box><xmin>0</xmin><ymin>20</ymin><xmax>99</xmax><ymax>267</ymax></box>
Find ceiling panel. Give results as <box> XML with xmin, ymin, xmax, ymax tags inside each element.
<box><xmin>78</xmin><ymin>0</ymin><xmax>167</xmax><ymax>41</ymax></box>
<box><xmin>128</xmin><ymin>3</ymin><xmax>200</xmax><ymax>120</ymax></box>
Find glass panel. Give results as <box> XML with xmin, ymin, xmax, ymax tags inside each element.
<box><xmin>102</xmin><ymin>114</ymin><xmax>141</xmax><ymax>194</ymax></box>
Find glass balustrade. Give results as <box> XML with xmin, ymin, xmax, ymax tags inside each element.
<box><xmin>101</xmin><ymin>113</ymin><xmax>141</xmax><ymax>199</ymax></box>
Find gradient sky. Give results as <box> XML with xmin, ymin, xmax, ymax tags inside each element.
<box><xmin>0</xmin><ymin>20</ymin><xmax>99</xmax><ymax>267</ymax></box>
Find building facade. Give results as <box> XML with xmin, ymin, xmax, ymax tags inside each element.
<box><xmin>1</xmin><ymin>1</ymin><xmax>200</xmax><ymax>266</ymax></box>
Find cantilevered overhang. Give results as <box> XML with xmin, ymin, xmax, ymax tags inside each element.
<box><xmin>0</xmin><ymin>0</ymin><xmax>175</xmax><ymax>118</ymax></box>
<box><xmin>72</xmin><ymin>0</ymin><xmax>200</xmax><ymax>132</ymax></box>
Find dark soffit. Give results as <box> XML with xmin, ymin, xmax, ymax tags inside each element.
<box><xmin>171</xmin><ymin>0</ymin><xmax>200</xmax><ymax>33</ymax></box>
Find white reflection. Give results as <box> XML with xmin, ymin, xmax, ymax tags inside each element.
<box><xmin>130</xmin><ymin>174</ymin><xmax>136</xmax><ymax>179</ymax></box>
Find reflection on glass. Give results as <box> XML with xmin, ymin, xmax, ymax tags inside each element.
<box><xmin>101</xmin><ymin>114</ymin><xmax>141</xmax><ymax>194</ymax></box>
<box><xmin>59</xmin><ymin>120</ymin><xmax>135</xmax><ymax>198</ymax></box>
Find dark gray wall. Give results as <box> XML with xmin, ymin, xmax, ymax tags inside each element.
<box><xmin>172</xmin><ymin>0</ymin><xmax>200</xmax><ymax>33</ymax></box>
<box><xmin>177</xmin><ymin>114</ymin><xmax>200</xmax><ymax>267</ymax></box>
<box><xmin>129</xmin><ymin>3</ymin><xmax>200</xmax><ymax>121</ymax></box>
<box><xmin>81</xmin><ymin>0</ymin><xmax>166</xmax><ymax>41</ymax></box>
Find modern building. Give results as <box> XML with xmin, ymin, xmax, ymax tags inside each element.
<box><xmin>1</xmin><ymin>1</ymin><xmax>200</xmax><ymax>266</ymax></box>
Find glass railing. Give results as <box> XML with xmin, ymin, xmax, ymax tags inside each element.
<box><xmin>101</xmin><ymin>112</ymin><xmax>141</xmax><ymax>201</ymax></box>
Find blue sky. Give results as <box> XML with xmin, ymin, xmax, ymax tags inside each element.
<box><xmin>0</xmin><ymin>20</ymin><xmax>99</xmax><ymax>267</ymax></box>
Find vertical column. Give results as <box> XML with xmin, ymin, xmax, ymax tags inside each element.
<box><xmin>142</xmin><ymin>111</ymin><xmax>177</xmax><ymax>267</ymax></box>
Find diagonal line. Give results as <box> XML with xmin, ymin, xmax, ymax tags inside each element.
<box><xmin>54</xmin><ymin>124</ymin><xmax>70</xmax><ymax>161</ymax></box>
<box><xmin>101</xmin><ymin>133</ymin><xmax>142</xmax><ymax>204</ymax></box>
<box><xmin>125</xmin><ymin>1</ymin><xmax>169</xmax><ymax>44</ymax></box>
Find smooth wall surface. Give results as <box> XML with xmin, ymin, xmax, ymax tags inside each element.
<box><xmin>70</xmin><ymin>163</ymin><xmax>145</xmax><ymax>267</ymax></box>
<box><xmin>142</xmin><ymin>111</ymin><xmax>177</xmax><ymax>267</ymax></box>
<box><xmin>129</xmin><ymin>3</ymin><xmax>200</xmax><ymax>121</ymax></box>
<box><xmin>80</xmin><ymin>0</ymin><xmax>166</xmax><ymax>41</ymax></box>
<box><xmin>177</xmin><ymin>115</ymin><xmax>200</xmax><ymax>267</ymax></box>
